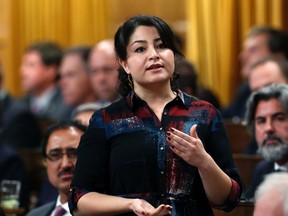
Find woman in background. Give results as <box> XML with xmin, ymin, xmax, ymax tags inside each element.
<box><xmin>69</xmin><ymin>15</ymin><xmax>241</xmax><ymax>216</ymax></box>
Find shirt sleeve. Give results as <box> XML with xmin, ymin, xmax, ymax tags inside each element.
<box><xmin>68</xmin><ymin>186</ymin><xmax>91</xmax><ymax>213</ymax></box>
<box><xmin>210</xmin><ymin>179</ymin><xmax>241</xmax><ymax>211</ymax></box>
<box><xmin>69</xmin><ymin>111</ymin><xmax>109</xmax><ymax>213</ymax></box>
<box><xmin>204</xmin><ymin>109</ymin><xmax>242</xmax><ymax>211</ymax></box>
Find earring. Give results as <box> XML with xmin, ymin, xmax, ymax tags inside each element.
<box><xmin>128</xmin><ymin>74</ymin><xmax>133</xmax><ymax>88</ymax></box>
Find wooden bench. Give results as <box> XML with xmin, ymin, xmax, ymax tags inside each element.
<box><xmin>233</xmin><ymin>154</ymin><xmax>263</xmax><ymax>189</ymax></box>
<box><xmin>3</xmin><ymin>207</ymin><xmax>26</xmax><ymax>216</ymax></box>
<box><xmin>213</xmin><ymin>201</ymin><xmax>254</xmax><ymax>216</ymax></box>
<box><xmin>224</xmin><ymin>120</ymin><xmax>252</xmax><ymax>153</ymax></box>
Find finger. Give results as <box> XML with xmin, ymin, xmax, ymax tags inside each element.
<box><xmin>170</xmin><ymin>145</ymin><xmax>184</xmax><ymax>158</ymax></box>
<box><xmin>152</xmin><ymin>204</ymin><xmax>172</xmax><ymax>216</ymax></box>
<box><xmin>166</xmin><ymin>136</ymin><xmax>186</xmax><ymax>154</ymax></box>
<box><xmin>132</xmin><ymin>199</ymin><xmax>154</xmax><ymax>216</ymax></box>
<box><xmin>169</xmin><ymin>127</ymin><xmax>195</xmax><ymax>143</ymax></box>
<box><xmin>190</xmin><ymin>124</ymin><xmax>198</xmax><ymax>138</ymax></box>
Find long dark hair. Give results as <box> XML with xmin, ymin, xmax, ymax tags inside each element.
<box><xmin>114</xmin><ymin>15</ymin><xmax>183</xmax><ymax>96</ymax></box>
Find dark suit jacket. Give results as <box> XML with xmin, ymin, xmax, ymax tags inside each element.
<box><xmin>0</xmin><ymin>92</ymin><xmax>42</xmax><ymax>148</ymax></box>
<box><xmin>0</xmin><ymin>207</ymin><xmax>4</xmax><ymax>216</ymax></box>
<box><xmin>245</xmin><ymin>160</ymin><xmax>275</xmax><ymax>199</ymax></box>
<box><xmin>26</xmin><ymin>201</ymin><xmax>56</xmax><ymax>216</ymax></box>
<box><xmin>36</xmin><ymin>174</ymin><xmax>58</xmax><ymax>207</ymax></box>
<box><xmin>17</xmin><ymin>87</ymin><xmax>73</xmax><ymax>122</ymax></box>
<box><xmin>0</xmin><ymin>142</ymin><xmax>30</xmax><ymax>210</ymax></box>
<box><xmin>221</xmin><ymin>82</ymin><xmax>251</xmax><ymax>119</ymax></box>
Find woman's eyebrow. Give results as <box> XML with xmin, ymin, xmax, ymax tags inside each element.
<box><xmin>131</xmin><ymin>40</ymin><xmax>147</xmax><ymax>46</ymax></box>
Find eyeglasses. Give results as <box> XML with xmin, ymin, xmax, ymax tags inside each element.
<box><xmin>45</xmin><ymin>148</ymin><xmax>77</xmax><ymax>162</ymax></box>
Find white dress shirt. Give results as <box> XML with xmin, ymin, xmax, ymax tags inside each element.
<box><xmin>274</xmin><ymin>161</ymin><xmax>288</xmax><ymax>172</ymax></box>
<box><xmin>50</xmin><ymin>195</ymin><xmax>71</xmax><ymax>216</ymax></box>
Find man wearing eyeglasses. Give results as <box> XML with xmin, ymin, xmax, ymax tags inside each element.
<box><xmin>26</xmin><ymin>120</ymin><xmax>86</xmax><ymax>216</ymax></box>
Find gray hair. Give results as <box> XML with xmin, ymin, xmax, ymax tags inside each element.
<box><xmin>70</xmin><ymin>102</ymin><xmax>110</xmax><ymax>120</ymax></box>
<box><xmin>245</xmin><ymin>84</ymin><xmax>288</xmax><ymax>135</ymax></box>
<box><xmin>254</xmin><ymin>172</ymin><xmax>288</xmax><ymax>215</ymax></box>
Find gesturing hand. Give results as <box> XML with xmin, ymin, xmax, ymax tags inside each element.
<box><xmin>131</xmin><ymin>199</ymin><xmax>172</xmax><ymax>216</ymax></box>
<box><xmin>166</xmin><ymin>125</ymin><xmax>209</xmax><ymax>168</ymax></box>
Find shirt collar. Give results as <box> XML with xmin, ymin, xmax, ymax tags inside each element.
<box><xmin>275</xmin><ymin>161</ymin><xmax>288</xmax><ymax>172</ymax></box>
<box><xmin>126</xmin><ymin>89</ymin><xmax>187</xmax><ymax>110</ymax></box>
<box><xmin>0</xmin><ymin>89</ymin><xmax>8</xmax><ymax>101</ymax></box>
<box><xmin>30</xmin><ymin>87</ymin><xmax>57</xmax><ymax>111</ymax></box>
<box><xmin>55</xmin><ymin>195</ymin><xmax>70</xmax><ymax>214</ymax></box>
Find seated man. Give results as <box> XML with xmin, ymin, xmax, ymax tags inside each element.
<box><xmin>244</xmin><ymin>84</ymin><xmax>288</xmax><ymax>199</ymax></box>
<box><xmin>71</xmin><ymin>102</ymin><xmax>110</xmax><ymax>126</ymax></box>
<box><xmin>19</xmin><ymin>41</ymin><xmax>72</xmax><ymax>121</ymax></box>
<box><xmin>248</xmin><ymin>56</ymin><xmax>288</xmax><ymax>92</ymax></box>
<box><xmin>222</xmin><ymin>26</ymin><xmax>288</xmax><ymax>120</ymax></box>
<box><xmin>243</xmin><ymin>56</ymin><xmax>288</xmax><ymax>154</ymax></box>
<box><xmin>0</xmin><ymin>63</ymin><xmax>41</xmax><ymax>148</ymax></box>
<box><xmin>59</xmin><ymin>46</ymin><xmax>98</xmax><ymax>108</ymax></box>
<box><xmin>254</xmin><ymin>172</ymin><xmax>288</xmax><ymax>216</ymax></box>
<box><xmin>26</xmin><ymin>121</ymin><xmax>86</xmax><ymax>216</ymax></box>
<box><xmin>89</xmin><ymin>39</ymin><xmax>120</xmax><ymax>103</ymax></box>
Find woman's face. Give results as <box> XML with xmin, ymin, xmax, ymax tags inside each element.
<box><xmin>120</xmin><ymin>26</ymin><xmax>175</xmax><ymax>90</ymax></box>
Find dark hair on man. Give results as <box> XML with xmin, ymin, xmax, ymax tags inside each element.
<box><xmin>114</xmin><ymin>15</ymin><xmax>183</xmax><ymax>96</ymax></box>
<box><xmin>63</xmin><ymin>46</ymin><xmax>92</xmax><ymax>66</ymax></box>
<box><xmin>41</xmin><ymin>120</ymin><xmax>87</xmax><ymax>157</ymax></box>
<box><xmin>25</xmin><ymin>41</ymin><xmax>63</xmax><ymax>67</ymax></box>
<box><xmin>249</xmin><ymin>56</ymin><xmax>288</xmax><ymax>82</ymax></box>
<box><xmin>247</xmin><ymin>26</ymin><xmax>288</xmax><ymax>59</ymax></box>
<box><xmin>245</xmin><ymin>84</ymin><xmax>288</xmax><ymax>135</ymax></box>
<box><xmin>174</xmin><ymin>59</ymin><xmax>198</xmax><ymax>94</ymax></box>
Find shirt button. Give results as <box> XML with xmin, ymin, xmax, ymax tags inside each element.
<box><xmin>163</xmin><ymin>111</ymin><xmax>167</xmax><ymax>115</ymax></box>
<box><xmin>160</xmin><ymin>171</ymin><xmax>164</xmax><ymax>175</ymax></box>
<box><xmin>160</xmin><ymin>127</ymin><xmax>163</xmax><ymax>131</ymax></box>
<box><xmin>160</xmin><ymin>147</ymin><xmax>164</xmax><ymax>151</ymax></box>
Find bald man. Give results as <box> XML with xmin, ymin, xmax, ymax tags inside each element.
<box><xmin>89</xmin><ymin>40</ymin><xmax>120</xmax><ymax>102</ymax></box>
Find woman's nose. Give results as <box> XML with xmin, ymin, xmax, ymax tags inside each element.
<box><xmin>149</xmin><ymin>47</ymin><xmax>160</xmax><ymax>60</ymax></box>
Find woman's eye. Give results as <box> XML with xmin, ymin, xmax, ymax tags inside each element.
<box><xmin>135</xmin><ymin>47</ymin><xmax>145</xmax><ymax>53</ymax></box>
<box><xmin>157</xmin><ymin>43</ymin><xmax>167</xmax><ymax>49</ymax></box>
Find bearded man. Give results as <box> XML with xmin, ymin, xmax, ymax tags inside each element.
<box><xmin>244</xmin><ymin>84</ymin><xmax>288</xmax><ymax>199</ymax></box>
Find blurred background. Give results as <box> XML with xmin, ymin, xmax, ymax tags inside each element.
<box><xmin>0</xmin><ymin>0</ymin><xmax>287</xmax><ymax>106</ymax></box>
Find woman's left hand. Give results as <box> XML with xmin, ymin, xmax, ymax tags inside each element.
<box><xmin>166</xmin><ymin>125</ymin><xmax>209</xmax><ymax>168</ymax></box>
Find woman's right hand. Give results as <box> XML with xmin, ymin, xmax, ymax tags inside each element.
<box><xmin>130</xmin><ymin>199</ymin><xmax>172</xmax><ymax>216</ymax></box>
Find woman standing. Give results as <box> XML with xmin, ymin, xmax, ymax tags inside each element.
<box><xmin>69</xmin><ymin>15</ymin><xmax>241</xmax><ymax>216</ymax></box>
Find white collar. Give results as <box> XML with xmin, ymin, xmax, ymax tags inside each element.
<box><xmin>0</xmin><ymin>89</ymin><xmax>7</xmax><ymax>100</ymax></box>
<box><xmin>274</xmin><ymin>161</ymin><xmax>288</xmax><ymax>171</ymax></box>
<box><xmin>30</xmin><ymin>87</ymin><xmax>56</xmax><ymax>111</ymax></box>
<box><xmin>55</xmin><ymin>195</ymin><xmax>70</xmax><ymax>215</ymax></box>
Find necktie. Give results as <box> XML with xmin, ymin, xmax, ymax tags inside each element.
<box><xmin>54</xmin><ymin>205</ymin><xmax>66</xmax><ymax>216</ymax></box>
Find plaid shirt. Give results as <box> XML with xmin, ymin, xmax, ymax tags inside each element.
<box><xmin>69</xmin><ymin>90</ymin><xmax>242</xmax><ymax>216</ymax></box>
